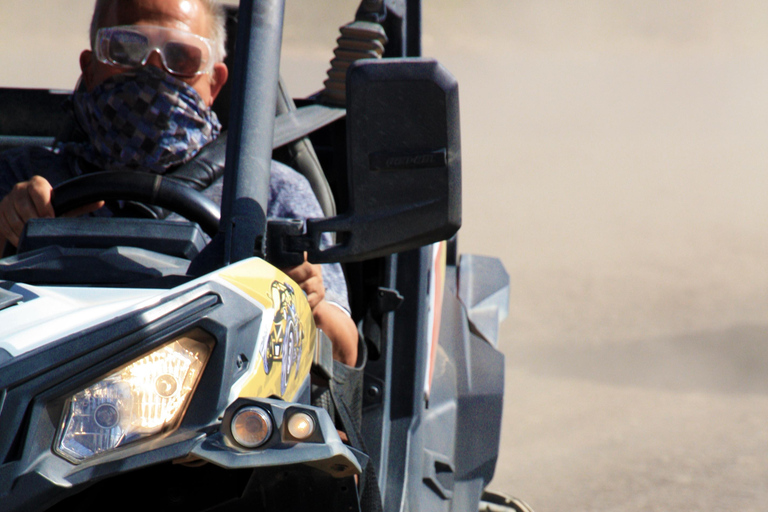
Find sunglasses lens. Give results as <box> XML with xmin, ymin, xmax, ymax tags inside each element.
<box><xmin>97</xmin><ymin>26</ymin><xmax>210</xmax><ymax>76</ymax></box>
<box><xmin>164</xmin><ymin>41</ymin><xmax>204</xmax><ymax>76</ymax></box>
<box><xmin>109</xmin><ymin>31</ymin><xmax>150</xmax><ymax>67</ymax></box>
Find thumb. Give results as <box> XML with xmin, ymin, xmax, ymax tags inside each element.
<box><xmin>61</xmin><ymin>201</ymin><xmax>105</xmax><ymax>218</ymax></box>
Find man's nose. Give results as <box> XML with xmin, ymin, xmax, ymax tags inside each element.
<box><xmin>145</xmin><ymin>50</ymin><xmax>165</xmax><ymax>71</ymax></box>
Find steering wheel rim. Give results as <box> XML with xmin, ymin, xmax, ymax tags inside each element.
<box><xmin>51</xmin><ymin>171</ymin><xmax>221</xmax><ymax>237</ymax></box>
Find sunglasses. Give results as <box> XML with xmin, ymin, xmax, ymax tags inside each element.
<box><xmin>95</xmin><ymin>25</ymin><xmax>214</xmax><ymax>77</ymax></box>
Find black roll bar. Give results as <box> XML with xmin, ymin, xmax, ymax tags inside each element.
<box><xmin>220</xmin><ymin>0</ymin><xmax>285</xmax><ymax>264</ymax></box>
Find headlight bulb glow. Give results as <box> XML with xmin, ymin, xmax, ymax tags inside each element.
<box><xmin>286</xmin><ymin>411</ymin><xmax>315</xmax><ymax>440</ymax></box>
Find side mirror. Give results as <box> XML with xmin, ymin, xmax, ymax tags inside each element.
<box><xmin>306</xmin><ymin>58</ymin><xmax>461</xmax><ymax>263</ymax></box>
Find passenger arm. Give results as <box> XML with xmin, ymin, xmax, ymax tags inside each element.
<box><xmin>282</xmin><ymin>256</ymin><xmax>359</xmax><ymax>367</ymax></box>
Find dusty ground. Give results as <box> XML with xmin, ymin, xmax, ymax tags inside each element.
<box><xmin>419</xmin><ymin>3</ymin><xmax>768</xmax><ymax>511</ymax></box>
<box><xmin>2</xmin><ymin>1</ymin><xmax>768</xmax><ymax>510</ymax></box>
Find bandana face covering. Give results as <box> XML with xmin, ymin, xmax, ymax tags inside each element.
<box><xmin>61</xmin><ymin>65</ymin><xmax>221</xmax><ymax>174</ymax></box>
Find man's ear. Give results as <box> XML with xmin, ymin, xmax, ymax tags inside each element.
<box><xmin>208</xmin><ymin>62</ymin><xmax>228</xmax><ymax>105</ymax></box>
<box><xmin>79</xmin><ymin>50</ymin><xmax>96</xmax><ymax>91</ymax></box>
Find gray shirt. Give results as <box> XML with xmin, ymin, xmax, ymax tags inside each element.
<box><xmin>0</xmin><ymin>145</ymin><xmax>349</xmax><ymax>311</ymax></box>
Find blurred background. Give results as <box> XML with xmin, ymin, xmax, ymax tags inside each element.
<box><xmin>2</xmin><ymin>1</ymin><xmax>768</xmax><ymax>510</ymax></box>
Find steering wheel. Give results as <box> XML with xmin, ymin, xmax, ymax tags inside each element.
<box><xmin>51</xmin><ymin>171</ymin><xmax>221</xmax><ymax>237</ymax></box>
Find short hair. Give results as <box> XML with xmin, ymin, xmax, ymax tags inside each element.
<box><xmin>89</xmin><ymin>0</ymin><xmax>227</xmax><ymax>64</ymax></box>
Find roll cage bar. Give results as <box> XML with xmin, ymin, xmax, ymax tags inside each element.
<box><xmin>220</xmin><ymin>0</ymin><xmax>424</xmax><ymax>267</ymax></box>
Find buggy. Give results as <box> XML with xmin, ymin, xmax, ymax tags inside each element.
<box><xmin>0</xmin><ymin>1</ymin><xmax>515</xmax><ymax>510</ymax></box>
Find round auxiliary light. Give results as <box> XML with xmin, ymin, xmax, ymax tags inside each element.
<box><xmin>287</xmin><ymin>412</ymin><xmax>315</xmax><ymax>440</ymax></box>
<box><xmin>231</xmin><ymin>407</ymin><xmax>273</xmax><ymax>448</ymax></box>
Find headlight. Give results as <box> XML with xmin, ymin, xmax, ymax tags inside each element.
<box><xmin>56</xmin><ymin>330</ymin><xmax>213</xmax><ymax>463</ymax></box>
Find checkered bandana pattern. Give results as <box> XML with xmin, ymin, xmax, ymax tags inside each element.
<box><xmin>61</xmin><ymin>66</ymin><xmax>221</xmax><ymax>174</ymax></box>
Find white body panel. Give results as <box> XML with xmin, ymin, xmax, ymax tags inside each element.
<box><xmin>0</xmin><ymin>285</ymin><xmax>166</xmax><ymax>357</ymax></box>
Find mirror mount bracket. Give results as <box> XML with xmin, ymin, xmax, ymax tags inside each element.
<box><xmin>265</xmin><ymin>219</ymin><xmax>311</xmax><ymax>268</ymax></box>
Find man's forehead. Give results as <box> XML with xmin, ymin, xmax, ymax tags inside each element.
<box><xmin>100</xmin><ymin>0</ymin><xmax>208</xmax><ymax>36</ymax></box>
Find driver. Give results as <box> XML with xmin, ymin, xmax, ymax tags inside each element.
<box><xmin>0</xmin><ymin>0</ymin><xmax>359</xmax><ymax>367</ymax></box>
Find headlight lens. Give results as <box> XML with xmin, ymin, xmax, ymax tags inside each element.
<box><xmin>286</xmin><ymin>411</ymin><xmax>315</xmax><ymax>440</ymax></box>
<box><xmin>231</xmin><ymin>406</ymin><xmax>273</xmax><ymax>448</ymax></box>
<box><xmin>56</xmin><ymin>331</ymin><xmax>213</xmax><ymax>463</ymax></box>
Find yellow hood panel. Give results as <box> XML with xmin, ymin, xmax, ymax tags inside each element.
<box><xmin>219</xmin><ymin>259</ymin><xmax>316</xmax><ymax>401</ymax></box>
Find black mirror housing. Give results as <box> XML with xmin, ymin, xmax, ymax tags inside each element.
<box><xmin>306</xmin><ymin>57</ymin><xmax>461</xmax><ymax>263</ymax></box>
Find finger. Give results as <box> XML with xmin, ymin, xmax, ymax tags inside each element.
<box><xmin>8</xmin><ymin>177</ymin><xmax>51</xmax><ymax>231</ymax></box>
<box><xmin>13</xmin><ymin>192</ymin><xmax>42</xmax><ymax>228</ymax></box>
<box><xmin>299</xmin><ymin>267</ymin><xmax>325</xmax><ymax>293</ymax></box>
<box><xmin>283</xmin><ymin>261</ymin><xmax>314</xmax><ymax>283</ymax></box>
<box><xmin>306</xmin><ymin>292</ymin><xmax>323</xmax><ymax>310</ymax></box>
<box><xmin>27</xmin><ymin>176</ymin><xmax>54</xmax><ymax>219</ymax></box>
<box><xmin>6</xmin><ymin>199</ymin><xmax>32</xmax><ymax>245</ymax></box>
<box><xmin>62</xmin><ymin>201</ymin><xmax>105</xmax><ymax>218</ymax></box>
<box><xmin>300</xmin><ymin>276</ymin><xmax>325</xmax><ymax>309</ymax></box>
<box><xmin>299</xmin><ymin>274</ymin><xmax>324</xmax><ymax>295</ymax></box>
<box><xmin>0</xmin><ymin>208</ymin><xmax>19</xmax><ymax>247</ymax></box>
<box><xmin>282</xmin><ymin>252</ymin><xmax>312</xmax><ymax>277</ymax></box>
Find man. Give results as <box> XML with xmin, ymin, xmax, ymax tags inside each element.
<box><xmin>0</xmin><ymin>0</ymin><xmax>358</xmax><ymax>366</ymax></box>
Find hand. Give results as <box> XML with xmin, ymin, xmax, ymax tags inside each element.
<box><xmin>0</xmin><ymin>176</ymin><xmax>104</xmax><ymax>248</ymax></box>
<box><xmin>282</xmin><ymin>256</ymin><xmax>325</xmax><ymax>309</ymax></box>
<box><xmin>0</xmin><ymin>176</ymin><xmax>54</xmax><ymax>248</ymax></box>
<box><xmin>283</xmin><ymin>255</ymin><xmax>359</xmax><ymax>366</ymax></box>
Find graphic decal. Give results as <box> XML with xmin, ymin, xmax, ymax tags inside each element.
<box><xmin>218</xmin><ymin>259</ymin><xmax>316</xmax><ymax>401</ymax></box>
<box><xmin>260</xmin><ymin>281</ymin><xmax>305</xmax><ymax>395</ymax></box>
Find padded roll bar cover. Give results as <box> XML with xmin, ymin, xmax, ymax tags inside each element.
<box><xmin>166</xmin><ymin>134</ymin><xmax>228</xmax><ymax>191</ymax></box>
